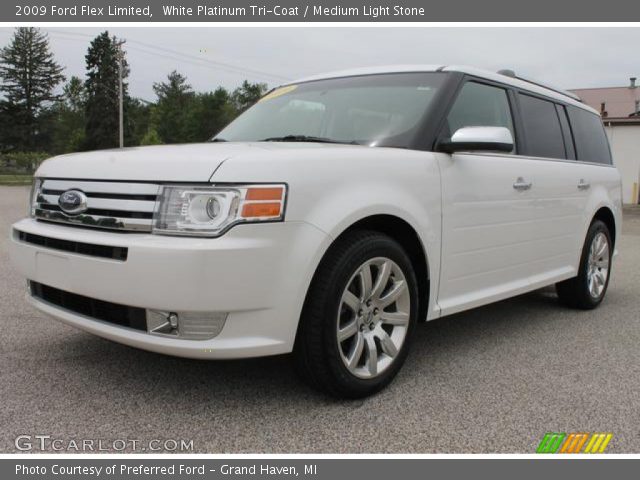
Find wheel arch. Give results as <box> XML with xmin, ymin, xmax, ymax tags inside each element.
<box><xmin>306</xmin><ymin>214</ymin><xmax>431</xmax><ymax>324</ymax></box>
<box><xmin>592</xmin><ymin>206</ymin><xmax>617</xmax><ymax>247</ymax></box>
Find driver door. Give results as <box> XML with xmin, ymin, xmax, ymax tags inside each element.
<box><xmin>436</xmin><ymin>80</ymin><xmax>543</xmax><ymax>316</ymax></box>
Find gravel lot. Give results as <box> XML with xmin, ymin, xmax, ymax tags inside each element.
<box><xmin>1</xmin><ymin>185</ymin><xmax>639</xmax><ymax>453</ymax></box>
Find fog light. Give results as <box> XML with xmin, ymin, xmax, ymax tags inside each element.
<box><xmin>168</xmin><ymin>312</ymin><xmax>179</xmax><ymax>329</ymax></box>
<box><xmin>146</xmin><ymin>310</ymin><xmax>227</xmax><ymax>340</ymax></box>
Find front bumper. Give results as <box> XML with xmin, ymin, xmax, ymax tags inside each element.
<box><xmin>9</xmin><ymin>218</ymin><xmax>330</xmax><ymax>359</ymax></box>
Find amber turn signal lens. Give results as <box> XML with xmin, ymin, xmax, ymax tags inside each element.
<box><xmin>241</xmin><ymin>202</ymin><xmax>282</xmax><ymax>218</ymax></box>
<box><xmin>245</xmin><ymin>187</ymin><xmax>284</xmax><ymax>201</ymax></box>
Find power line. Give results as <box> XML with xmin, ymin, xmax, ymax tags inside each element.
<box><xmin>129</xmin><ymin>37</ymin><xmax>290</xmax><ymax>82</ymax></box>
<box><xmin>1</xmin><ymin>28</ymin><xmax>292</xmax><ymax>102</ymax></box>
<box><xmin>58</xmin><ymin>32</ymin><xmax>212</xmax><ymax>72</ymax></box>
<box><xmin>46</xmin><ymin>28</ymin><xmax>291</xmax><ymax>83</ymax></box>
<box><xmin>48</xmin><ymin>33</ymin><xmax>254</xmax><ymax>101</ymax></box>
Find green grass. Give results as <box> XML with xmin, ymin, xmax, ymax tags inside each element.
<box><xmin>0</xmin><ymin>174</ymin><xmax>32</xmax><ymax>186</ymax></box>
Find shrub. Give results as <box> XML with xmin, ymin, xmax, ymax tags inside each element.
<box><xmin>0</xmin><ymin>151</ymin><xmax>50</xmax><ymax>173</ymax></box>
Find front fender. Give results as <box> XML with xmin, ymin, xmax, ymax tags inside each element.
<box><xmin>212</xmin><ymin>148</ymin><xmax>443</xmax><ymax>321</ymax></box>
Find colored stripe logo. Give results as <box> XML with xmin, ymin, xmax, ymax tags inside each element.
<box><xmin>537</xmin><ymin>432</ymin><xmax>612</xmax><ymax>453</ymax></box>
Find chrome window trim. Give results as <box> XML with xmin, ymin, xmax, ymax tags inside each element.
<box><xmin>454</xmin><ymin>151</ymin><xmax>616</xmax><ymax>168</ymax></box>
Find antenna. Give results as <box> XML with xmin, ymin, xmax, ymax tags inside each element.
<box><xmin>497</xmin><ymin>69</ymin><xmax>516</xmax><ymax>78</ymax></box>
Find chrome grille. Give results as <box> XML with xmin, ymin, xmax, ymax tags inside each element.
<box><xmin>34</xmin><ymin>179</ymin><xmax>160</xmax><ymax>232</ymax></box>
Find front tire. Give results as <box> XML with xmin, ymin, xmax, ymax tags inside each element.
<box><xmin>294</xmin><ymin>230</ymin><xmax>419</xmax><ymax>398</ymax></box>
<box><xmin>556</xmin><ymin>220</ymin><xmax>613</xmax><ymax>309</ymax></box>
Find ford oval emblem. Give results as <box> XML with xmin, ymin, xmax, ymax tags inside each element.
<box><xmin>58</xmin><ymin>190</ymin><xmax>88</xmax><ymax>215</ymax></box>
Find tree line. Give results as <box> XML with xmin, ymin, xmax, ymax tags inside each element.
<box><xmin>0</xmin><ymin>28</ymin><xmax>268</xmax><ymax>171</ymax></box>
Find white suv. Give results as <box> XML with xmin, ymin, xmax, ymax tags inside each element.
<box><xmin>10</xmin><ymin>65</ymin><xmax>622</xmax><ymax>398</ymax></box>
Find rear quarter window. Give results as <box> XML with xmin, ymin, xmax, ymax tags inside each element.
<box><xmin>567</xmin><ymin>106</ymin><xmax>612</xmax><ymax>165</ymax></box>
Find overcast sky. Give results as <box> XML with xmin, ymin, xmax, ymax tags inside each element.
<box><xmin>0</xmin><ymin>27</ymin><xmax>638</xmax><ymax>101</ymax></box>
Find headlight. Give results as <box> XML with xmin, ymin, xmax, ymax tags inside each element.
<box><xmin>152</xmin><ymin>184</ymin><xmax>287</xmax><ymax>237</ymax></box>
<box><xmin>29</xmin><ymin>178</ymin><xmax>42</xmax><ymax>217</ymax></box>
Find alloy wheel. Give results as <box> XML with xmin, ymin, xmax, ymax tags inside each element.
<box><xmin>336</xmin><ymin>257</ymin><xmax>411</xmax><ymax>379</ymax></box>
<box><xmin>587</xmin><ymin>231</ymin><xmax>610</xmax><ymax>299</ymax></box>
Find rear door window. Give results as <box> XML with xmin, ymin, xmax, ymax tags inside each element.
<box><xmin>518</xmin><ymin>93</ymin><xmax>567</xmax><ymax>159</ymax></box>
<box><xmin>567</xmin><ymin>106</ymin><xmax>612</xmax><ymax>165</ymax></box>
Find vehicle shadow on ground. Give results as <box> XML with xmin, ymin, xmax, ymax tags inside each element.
<box><xmin>44</xmin><ymin>286</ymin><xmax>571</xmax><ymax>406</ymax></box>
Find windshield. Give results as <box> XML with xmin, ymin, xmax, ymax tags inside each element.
<box><xmin>214</xmin><ymin>72</ymin><xmax>446</xmax><ymax>148</ymax></box>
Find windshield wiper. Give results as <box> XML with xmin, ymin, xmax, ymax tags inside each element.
<box><xmin>261</xmin><ymin>135</ymin><xmax>359</xmax><ymax>145</ymax></box>
<box><xmin>210</xmin><ymin>137</ymin><xmax>227</xmax><ymax>142</ymax></box>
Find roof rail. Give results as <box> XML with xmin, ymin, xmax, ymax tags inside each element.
<box><xmin>497</xmin><ymin>69</ymin><xmax>582</xmax><ymax>102</ymax></box>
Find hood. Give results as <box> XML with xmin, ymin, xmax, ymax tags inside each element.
<box><xmin>35</xmin><ymin>142</ymin><xmax>360</xmax><ymax>182</ymax></box>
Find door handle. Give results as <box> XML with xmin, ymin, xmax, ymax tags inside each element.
<box><xmin>513</xmin><ymin>177</ymin><xmax>532</xmax><ymax>191</ymax></box>
<box><xmin>578</xmin><ymin>179</ymin><xmax>591</xmax><ymax>190</ymax></box>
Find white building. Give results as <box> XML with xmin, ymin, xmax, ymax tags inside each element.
<box><xmin>572</xmin><ymin>79</ymin><xmax>640</xmax><ymax>205</ymax></box>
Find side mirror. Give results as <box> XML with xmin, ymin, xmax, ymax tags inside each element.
<box><xmin>438</xmin><ymin>126</ymin><xmax>514</xmax><ymax>153</ymax></box>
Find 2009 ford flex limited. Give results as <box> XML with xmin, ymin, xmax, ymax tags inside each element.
<box><xmin>10</xmin><ymin>65</ymin><xmax>622</xmax><ymax>398</ymax></box>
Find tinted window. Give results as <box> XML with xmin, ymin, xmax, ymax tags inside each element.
<box><xmin>518</xmin><ymin>94</ymin><xmax>566</xmax><ymax>159</ymax></box>
<box><xmin>567</xmin><ymin>106</ymin><xmax>612</xmax><ymax>164</ymax></box>
<box><xmin>556</xmin><ymin>104</ymin><xmax>576</xmax><ymax>160</ymax></box>
<box><xmin>446</xmin><ymin>82</ymin><xmax>515</xmax><ymax>143</ymax></box>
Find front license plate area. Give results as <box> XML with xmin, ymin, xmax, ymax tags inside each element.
<box><xmin>35</xmin><ymin>252</ymin><xmax>71</xmax><ymax>291</ymax></box>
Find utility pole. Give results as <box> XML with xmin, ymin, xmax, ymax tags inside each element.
<box><xmin>115</xmin><ymin>40</ymin><xmax>126</xmax><ymax>148</ymax></box>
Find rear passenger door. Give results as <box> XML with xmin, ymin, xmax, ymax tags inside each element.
<box><xmin>514</xmin><ymin>93</ymin><xmax>586</xmax><ymax>286</ymax></box>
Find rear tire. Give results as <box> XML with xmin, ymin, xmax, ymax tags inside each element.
<box><xmin>556</xmin><ymin>219</ymin><xmax>612</xmax><ymax>309</ymax></box>
<box><xmin>294</xmin><ymin>230</ymin><xmax>419</xmax><ymax>398</ymax></box>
